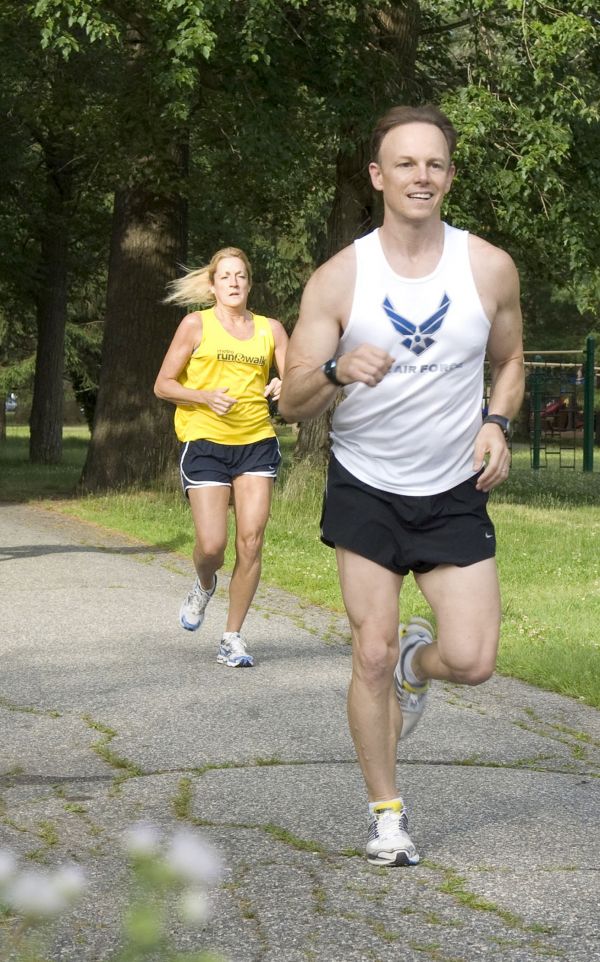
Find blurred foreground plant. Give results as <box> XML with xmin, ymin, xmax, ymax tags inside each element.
<box><xmin>0</xmin><ymin>824</ymin><xmax>225</xmax><ymax>961</ymax></box>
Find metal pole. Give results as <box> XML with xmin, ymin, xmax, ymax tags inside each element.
<box><xmin>583</xmin><ymin>336</ymin><xmax>596</xmax><ymax>472</ymax></box>
<box><xmin>531</xmin><ymin>357</ymin><xmax>542</xmax><ymax>470</ymax></box>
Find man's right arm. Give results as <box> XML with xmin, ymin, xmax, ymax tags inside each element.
<box><xmin>279</xmin><ymin>249</ymin><xmax>394</xmax><ymax>422</ymax></box>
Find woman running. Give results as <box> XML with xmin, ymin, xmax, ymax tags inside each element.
<box><xmin>154</xmin><ymin>247</ymin><xmax>288</xmax><ymax>667</ymax></box>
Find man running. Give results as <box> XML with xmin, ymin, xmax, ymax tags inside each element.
<box><xmin>279</xmin><ymin>105</ymin><xmax>524</xmax><ymax>866</ymax></box>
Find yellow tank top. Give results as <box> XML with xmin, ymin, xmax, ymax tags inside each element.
<box><xmin>174</xmin><ymin>309</ymin><xmax>276</xmax><ymax>444</ymax></box>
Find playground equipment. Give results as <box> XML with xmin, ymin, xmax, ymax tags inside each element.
<box><xmin>527</xmin><ymin>336</ymin><xmax>597</xmax><ymax>471</ymax></box>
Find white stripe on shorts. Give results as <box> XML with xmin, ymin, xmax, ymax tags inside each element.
<box><xmin>179</xmin><ymin>441</ymin><xmax>230</xmax><ymax>493</ymax></box>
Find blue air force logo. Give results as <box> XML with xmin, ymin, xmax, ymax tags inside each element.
<box><xmin>382</xmin><ymin>292</ymin><xmax>451</xmax><ymax>356</ymax></box>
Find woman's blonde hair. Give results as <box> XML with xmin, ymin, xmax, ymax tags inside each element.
<box><xmin>163</xmin><ymin>247</ymin><xmax>253</xmax><ymax>307</ymax></box>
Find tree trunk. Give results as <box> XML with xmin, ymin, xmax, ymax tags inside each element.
<box><xmin>0</xmin><ymin>400</ymin><xmax>6</xmax><ymax>443</ymax></box>
<box><xmin>29</xmin><ymin>141</ymin><xmax>72</xmax><ymax>464</ymax></box>
<box><xmin>294</xmin><ymin>0</ymin><xmax>420</xmax><ymax>464</ymax></box>
<box><xmin>291</xmin><ymin>406</ymin><xmax>333</xmax><ymax>464</ymax></box>
<box><xmin>80</xmin><ymin>178</ymin><xmax>187</xmax><ymax>491</ymax></box>
<box><xmin>322</xmin><ymin>141</ymin><xmax>377</xmax><ymax>262</ymax></box>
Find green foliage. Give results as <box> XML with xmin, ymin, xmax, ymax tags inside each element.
<box><xmin>32</xmin><ymin>0</ymin><xmax>121</xmax><ymax>51</ymax></box>
<box><xmin>0</xmin><ymin>355</ymin><xmax>36</xmax><ymax>395</ymax></box>
<box><xmin>418</xmin><ymin>0</ymin><xmax>600</xmax><ymax>344</ymax></box>
<box><xmin>0</xmin><ymin>0</ymin><xmax>116</xmax><ymax>413</ymax></box>
<box><xmin>6</xmin><ymin>0</ymin><xmax>411</xmax><ymax>342</ymax></box>
<box><xmin>64</xmin><ymin>320</ymin><xmax>103</xmax><ymax>426</ymax></box>
<box><xmin>183</xmin><ymin>0</ymin><xmax>414</xmax><ymax>321</ymax></box>
<box><xmin>2</xmin><ymin>0</ymin><xmax>600</xmax><ymax>456</ymax></box>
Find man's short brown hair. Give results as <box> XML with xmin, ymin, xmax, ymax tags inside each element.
<box><xmin>371</xmin><ymin>105</ymin><xmax>458</xmax><ymax>162</ymax></box>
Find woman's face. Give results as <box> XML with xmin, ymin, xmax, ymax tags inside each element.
<box><xmin>211</xmin><ymin>256</ymin><xmax>250</xmax><ymax>310</ymax></box>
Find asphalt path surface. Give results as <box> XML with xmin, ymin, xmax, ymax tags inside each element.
<box><xmin>1</xmin><ymin>502</ymin><xmax>599</xmax><ymax>961</ymax></box>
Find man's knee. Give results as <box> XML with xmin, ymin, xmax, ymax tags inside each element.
<box><xmin>352</xmin><ymin>635</ymin><xmax>398</xmax><ymax>687</ymax></box>
<box><xmin>437</xmin><ymin>625</ymin><xmax>499</xmax><ymax>686</ymax></box>
<box><xmin>442</xmin><ymin>648</ymin><xmax>497</xmax><ymax>686</ymax></box>
<box><xmin>451</xmin><ymin>661</ymin><xmax>495</xmax><ymax>686</ymax></box>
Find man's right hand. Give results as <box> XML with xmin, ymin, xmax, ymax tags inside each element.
<box><xmin>336</xmin><ymin>344</ymin><xmax>395</xmax><ymax>387</ymax></box>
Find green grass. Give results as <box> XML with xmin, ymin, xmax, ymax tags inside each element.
<box><xmin>2</xmin><ymin>427</ymin><xmax>600</xmax><ymax>707</ymax></box>
<box><xmin>0</xmin><ymin>425</ymin><xmax>90</xmax><ymax>500</ymax></box>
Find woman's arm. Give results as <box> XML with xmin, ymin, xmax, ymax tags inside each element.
<box><xmin>154</xmin><ymin>312</ymin><xmax>238</xmax><ymax>416</ymax></box>
<box><xmin>265</xmin><ymin>318</ymin><xmax>289</xmax><ymax>400</ymax></box>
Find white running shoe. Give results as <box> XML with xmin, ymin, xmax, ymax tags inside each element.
<box><xmin>217</xmin><ymin>632</ymin><xmax>254</xmax><ymax>668</ymax></box>
<box><xmin>179</xmin><ymin>576</ymin><xmax>216</xmax><ymax>631</ymax></box>
<box><xmin>366</xmin><ymin>800</ymin><xmax>420</xmax><ymax>867</ymax></box>
<box><xmin>395</xmin><ymin>617</ymin><xmax>434</xmax><ymax>739</ymax></box>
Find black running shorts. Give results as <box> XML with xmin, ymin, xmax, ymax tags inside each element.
<box><xmin>180</xmin><ymin>437</ymin><xmax>281</xmax><ymax>494</ymax></box>
<box><xmin>320</xmin><ymin>455</ymin><xmax>496</xmax><ymax>575</ymax></box>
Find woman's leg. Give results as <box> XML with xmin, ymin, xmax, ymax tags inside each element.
<box><xmin>226</xmin><ymin>474</ymin><xmax>274</xmax><ymax>633</ymax></box>
<box><xmin>187</xmin><ymin>485</ymin><xmax>231</xmax><ymax>589</ymax></box>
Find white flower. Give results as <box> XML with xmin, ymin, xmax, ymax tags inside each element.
<box><xmin>52</xmin><ymin>864</ymin><xmax>86</xmax><ymax>903</ymax></box>
<box><xmin>0</xmin><ymin>850</ymin><xmax>17</xmax><ymax>886</ymax></box>
<box><xmin>178</xmin><ymin>887</ymin><xmax>210</xmax><ymax>925</ymax></box>
<box><xmin>165</xmin><ymin>830</ymin><xmax>223</xmax><ymax>886</ymax></box>
<box><xmin>123</xmin><ymin>822</ymin><xmax>162</xmax><ymax>858</ymax></box>
<box><xmin>7</xmin><ymin>870</ymin><xmax>67</xmax><ymax>918</ymax></box>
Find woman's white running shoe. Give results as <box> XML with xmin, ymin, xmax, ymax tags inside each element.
<box><xmin>178</xmin><ymin>576</ymin><xmax>216</xmax><ymax>631</ymax></box>
<box><xmin>217</xmin><ymin>632</ymin><xmax>254</xmax><ymax>668</ymax></box>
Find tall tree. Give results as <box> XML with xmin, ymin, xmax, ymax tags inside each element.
<box><xmin>6</xmin><ymin>0</ymin><xmax>596</xmax><ymax>483</ymax></box>
<box><xmin>82</xmin><ymin>182</ymin><xmax>187</xmax><ymax>487</ymax></box>
<box><xmin>38</xmin><ymin>0</ymin><xmax>426</xmax><ymax>486</ymax></box>
<box><xmin>28</xmin><ymin>132</ymin><xmax>73</xmax><ymax>463</ymax></box>
<box><xmin>30</xmin><ymin>1</ymin><xmax>220</xmax><ymax>488</ymax></box>
<box><xmin>1</xmin><ymin>2</ymin><xmax>116</xmax><ymax>461</ymax></box>
<box><xmin>78</xmin><ymin>21</ymin><xmax>194</xmax><ymax>489</ymax></box>
<box><xmin>2</xmin><ymin>6</ymin><xmax>74</xmax><ymax>462</ymax></box>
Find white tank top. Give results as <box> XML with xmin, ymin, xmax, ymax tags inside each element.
<box><xmin>330</xmin><ymin>224</ymin><xmax>491</xmax><ymax>495</ymax></box>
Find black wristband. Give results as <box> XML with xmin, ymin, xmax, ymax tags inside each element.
<box><xmin>482</xmin><ymin>414</ymin><xmax>511</xmax><ymax>440</ymax></box>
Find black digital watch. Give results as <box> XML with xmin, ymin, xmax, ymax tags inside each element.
<box><xmin>322</xmin><ymin>358</ymin><xmax>343</xmax><ymax>387</ymax></box>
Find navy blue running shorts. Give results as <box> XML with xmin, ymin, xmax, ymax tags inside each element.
<box><xmin>320</xmin><ymin>455</ymin><xmax>496</xmax><ymax>575</ymax></box>
<box><xmin>180</xmin><ymin>436</ymin><xmax>281</xmax><ymax>495</ymax></box>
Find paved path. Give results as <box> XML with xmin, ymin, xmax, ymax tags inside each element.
<box><xmin>0</xmin><ymin>502</ymin><xmax>599</xmax><ymax>962</ymax></box>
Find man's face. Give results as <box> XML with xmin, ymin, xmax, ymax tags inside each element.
<box><xmin>369</xmin><ymin>122</ymin><xmax>455</xmax><ymax>221</ymax></box>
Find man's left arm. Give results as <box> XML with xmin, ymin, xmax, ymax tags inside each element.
<box><xmin>474</xmin><ymin>248</ymin><xmax>525</xmax><ymax>492</ymax></box>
